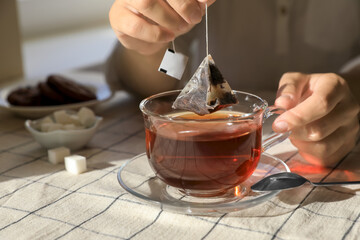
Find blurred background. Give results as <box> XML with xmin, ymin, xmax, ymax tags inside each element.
<box><xmin>10</xmin><ymin>0</ymin><xmax>117</xmax><ymax>81</ymax></box>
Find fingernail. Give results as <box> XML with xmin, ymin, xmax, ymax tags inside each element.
<box><xmin>275</xmin><ymin>95</ymin><xmax>289</xmax><ymax>105</ymax></box>
<box><xmin>189</xmin><ymin>9</ymin><xmax>202</xmax><ymax>24</ymax></box>
<box><xmin>275</xmin><ymin>94</ymin><xmax>295</xmax><ymax>109</ymax></box>
<box><xmin>276</xmin><ymin>94</ymin><xmax>293</xmax><ymax>102</ymax></box>
<box><xmin>274</xmin><ymin>121</ymin><xmax>289</xmax><ymax>132</ymax></box>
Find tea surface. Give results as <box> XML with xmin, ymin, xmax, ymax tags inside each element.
<box><xmin>145</xmin><ymin>111</ymin><xmax>262</xmax><ymax>193</ymax></box>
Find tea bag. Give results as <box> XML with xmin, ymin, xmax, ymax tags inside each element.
<box><xmin>172</xmin><ymin>4</ymin><xmax>237</xmax><ymax>115</ymax></box>
<box><xmin>172</xmin><ymin>54</ymin><xmax>238</xmax><ymax>115</ymax></box>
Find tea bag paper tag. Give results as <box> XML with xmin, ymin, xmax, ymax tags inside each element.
<box><xmin>158</xmin><ymin>49</ymin><xmax>188</xmax><ymax>80</ymax></box>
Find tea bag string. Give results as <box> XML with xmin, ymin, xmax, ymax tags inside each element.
<box><xmin>205</xmin><ymin>3</ymin><xmax>209</xmax><ymax>57</ymax></box>
<box><xmin>172</xmin><ymin>40</ymin><xmax>176</xmax><ymax>52</ymax></box>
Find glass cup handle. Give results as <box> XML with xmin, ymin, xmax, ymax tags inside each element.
<box><xmin>262</xmin><ymin>106</ymin><xmax>291</xmax><ymax>151</ymax></box>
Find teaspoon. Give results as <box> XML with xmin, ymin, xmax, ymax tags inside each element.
<box><xmin>251</xmin><ymin>172</ymin><xmax>360</xmax><ymax>192</ymax></box>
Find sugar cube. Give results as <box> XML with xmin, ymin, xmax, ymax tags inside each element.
<box><xmin>41</xmin><ymin>116</ymin><xmax>54</xmax><ymax>124</ymax></box>
<box><xmin>74</xmin><ymin>125</ymin><xmax>85</xmax><ymax>130</ymax></box>
<box><xmin>54</xmin><ymin>110</ymin><xmax>76</xmax><ymax>125</ymax></box>
<box><xmin>48</xmin><ymin>147</ymin><xmax>70</xmax><ymax>164</ymax></box>
<box><xmin>65</xmin><ymin>155</ymin><xmax>87</xmax><ymax>174</ymax></box>
<box><xmin>78</xmin><ymin>107</ymin><xmax>96</xmax><ymax>128</ymax></box>
<box><xmin>63</xmin><ymin>124</ymin><xmax>76</xmax><ymax>131</ymax></box>
<box><xmin>69</xmin><ymin>115</ymin><xmax>81</xmax><ymax>126</ymax></box>
<box><xmin>41</xmin><ymin>123</ymin><xmax>63</xmax><ymax>132</ymax></box>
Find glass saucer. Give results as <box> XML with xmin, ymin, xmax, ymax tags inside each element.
<box><xmin>117</xmin><ymin>153</ymin><xmax>290</xmax><ymax>216</ymax></box>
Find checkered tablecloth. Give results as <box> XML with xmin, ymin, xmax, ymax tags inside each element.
<box><xmin>0</xmin><ymin>91</ymin><xmax>359</xmax><ymax>240</ymax></box>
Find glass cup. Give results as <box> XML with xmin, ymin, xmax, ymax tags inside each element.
<box><xmin>140</xmin><ymin>90</ymin><xmax>289</xmax><ymax>197</ymax></box>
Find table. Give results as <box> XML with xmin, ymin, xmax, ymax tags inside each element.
<box><xmin>0</xmin><ymin>88</ymin><xmax>359</xmax><ymax>240</ymax></box>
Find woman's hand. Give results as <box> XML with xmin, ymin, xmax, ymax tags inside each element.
<box><xmin>273</xmin><ymin>72</ymin><xmax>360</xmax><ymax>166</ymax></box>
<box><xmin>109</xmin><ymin>0</ymin><xmax>216</xmax><ymax>56</ymax></box>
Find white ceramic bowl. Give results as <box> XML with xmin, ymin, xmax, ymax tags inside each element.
<box><xmin>25</xmin><ymin>116</ymin><xmax>102</xmax><ymax>150</ymax></box>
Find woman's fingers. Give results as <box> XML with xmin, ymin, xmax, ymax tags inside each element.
<box><xmin>289</xmin><ymin>97</ymin><xmax>360</xmax><ymax>142</ymax></box>
<box><xmin>275</xmin><ymin>72</ymin><xmax>309</xmax><ymax>110</ymax></box>
<box><xmin>274</xmin><ymin>73</ymin><xmax>346</xmax><ymax>132</ymax></box>
<box><xmin>166</xmin><ymin>0</ymin><xmax>203</xmax><ymax>24</ymax></box>
<box><xmin>109</xmin><ymin>0</ymin><xmax>216</xmax><ymax>55</ymax></box>
<box><xmin>123</xmin><ymin>0</ymin><xmax>190</xmax><ymax>31</ymax></box>
<box><xmin>291</xmin><ymin>119</ymin><xmax>359</xmax><ymax>166</ymax></box>
<box><xmin>110</xmin><ymin>3</ymin><xmax>175</xmax><ymax>43</ymax></box>
<box><xmin>114</xmin><ymin>31</ymin><xmax>169</xmax><ymax>55</ymax></box>
<box><xmin>274</xmin><ymin>72</ymin><xmax>360</xmax><ymax>165</ymax></box>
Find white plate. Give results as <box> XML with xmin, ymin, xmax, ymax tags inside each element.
<box><xmin>0</xmin><ymin>72</ymin><xmax>114</xmax><ymax>118</ymax></box>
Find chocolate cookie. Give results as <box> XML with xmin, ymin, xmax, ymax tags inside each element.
<box><xmin>7</xmin><ymin>86</ymin><xmax>42</xmax><ymax>106</ymax></box>
<box><xmin>38</xmin><ymin>82</ymin><xmax>68</xmax><ymax>105</ymax></box>
<box><xmin>47</xmin><ymin>75</ymin><xmax>97</xmax><ymax>102</ymax></box>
